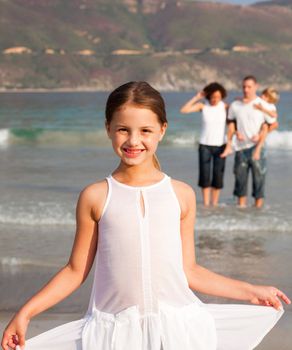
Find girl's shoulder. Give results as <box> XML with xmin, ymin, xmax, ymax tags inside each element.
<box><xmin>170</xmin><ymin>178</ymin><xmax>196</xmax><ymax>215</ymax></box>
<box><xmin>78</xmin><ymin>179</ymin><xmax>109</xmax><ymax>222</ymax></box>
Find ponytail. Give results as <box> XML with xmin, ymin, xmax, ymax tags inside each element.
<box><xmin>153</xmin><ymin>153</ymin><xmax>161</xmax><ymax>170</ymax></box>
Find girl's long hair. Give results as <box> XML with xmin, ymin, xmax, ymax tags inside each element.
<box><xmin>105</xmin><ymin>81</ymin><xmax>167</xmax><ymax>170</ymax></box>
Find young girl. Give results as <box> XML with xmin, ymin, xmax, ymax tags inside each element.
<box><xmin>221</xmin><ymin>87</ymin><xmax>279</xmax><ymax>162</ymax></box>
<box><xmin>252</xmin><ymin>87</ymin><xmax>279</xmax><ymax>161</ymax></box>
<box><xmin>2</xmin><ymin>82</ymin><xmax>290</xmax><ymax>350</ymax></box>
<box><xmin>180</xmin><ymin>82</ymin><xmax>228</xmax><ymax>207</ymax></box>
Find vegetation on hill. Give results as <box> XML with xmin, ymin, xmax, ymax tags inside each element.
<box><xmin>0</xmin><ymin>0</ymin><xmax>292</xmax><ymax>91</ymax></box>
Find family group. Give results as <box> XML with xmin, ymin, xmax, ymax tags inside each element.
<box><xmin>181</xmin><ymin>75</ymin><xmax>279</xmax><ymax>208</ymax></box>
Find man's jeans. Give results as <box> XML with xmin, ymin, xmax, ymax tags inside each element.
<box><xmin>233</xmin><ymin>146</ymin><xmax>267</xmax><ymax>199</ymax></box>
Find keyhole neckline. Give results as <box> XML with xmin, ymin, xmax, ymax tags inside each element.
<box><xmin>109</xmin><ymin>173</ymin><xmax>168</xmax><ymax>190</ymax></box>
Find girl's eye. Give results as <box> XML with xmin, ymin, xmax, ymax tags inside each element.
<box><xmin>118</xmin><ymin>128</ymin><xmax>128</xmax><ymax>133</ymax></box>
<box><xmin>142</xmin><ymin>129</ymin><xmax>151</xmax><ymax>133</ymax></box>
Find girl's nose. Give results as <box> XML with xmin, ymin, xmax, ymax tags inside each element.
<box><xmin>128</xmin><ymin>132</ymin><xmax>140</xmax><ymax>146</ymax></box>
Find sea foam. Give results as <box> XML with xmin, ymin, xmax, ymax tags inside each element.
<box><xmin>0</xmin><ymin>128</ymin><xmax>9</xmax><ymax>147</ymax></box>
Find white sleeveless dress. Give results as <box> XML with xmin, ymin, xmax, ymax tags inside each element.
<box><xmin>23</xmin><ymin>174</ymin><xmax>283</xmax><ymax>350</ymax></box>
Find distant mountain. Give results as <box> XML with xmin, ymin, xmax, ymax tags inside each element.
<box><xmin>0</xmin><ymin>0</ymin><xmax>292</xmax><ymax>91</ymax></box>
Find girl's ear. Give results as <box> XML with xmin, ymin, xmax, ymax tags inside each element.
<box><xmin>105</xmin><ymin>122</ymin><xmax>111</xmax><ymax>138</ymax></box>
<box><xmin>159</xmin><ymin>122</ymin><xmax>168</xmax><ymax>141</ymax></box>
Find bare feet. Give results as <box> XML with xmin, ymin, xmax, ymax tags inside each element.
<box><xmin>237</xmin><ymin>196</ymin><xmax>247</xmax><ymax>208</ymax></box>
<box><xmin>220</xmin><ymin>144</ymin><xmax>233</xmax><ymax>158</ymax></box>
<box><xmin>211</xmin><ymin>188</ymin><xmax>220</xmax><ymax>207</ymax></box>
<box><xmin>236</xmin><ymin>203</ymin><xmax>247</xmax><ymax>209</ymax></box>
<box><xmin>255</xmin><ymin>198</ymin><xmax>264</xmax><ymax>208</ymax></box>
<box><xmin>202</xmin><ymin>188</ymin><xmax>210</xmax><ymax>207</ymax></box>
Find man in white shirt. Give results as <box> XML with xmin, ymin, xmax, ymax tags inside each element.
<box><xmin>221</xmin><ymin>76</ymin><xmax>274</xmax><ymax>208</ymax></box>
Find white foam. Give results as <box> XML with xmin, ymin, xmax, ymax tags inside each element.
<box><xmin>0</xmin><ymin>257</ymin><xmax>60</xmax><ymax>268</ymax></box>
<box><xmin>0</xmin><ymin>128</ymin><xmax>9</xmax><ymax>147</ymax></box>
<box><xmin>165</xmin><ymin>130</ymin><xmax>292</xmax><ymax>150</ymax></box>
<box><xmin>165</xmin><ymin>131</ymin><xmax>197</xmax><ymax>146</ymax></box>
<box><xmin>266</xmin><ymin>131</ymin><xmax>292</xmax><ymax>150</ymax></box>
<box><xmin>1</xmin><ymin>201</ymin><xmax>291</xmax><ymax>233</ymax></box>
<box><xmin>196</xmin><ymin>214</ymin><xmax>291</xmax><ymax>233</ymax></box>
<box><xmin>0</xmin><ymin>202</ymin><xmax>75</xmax><ymax>225</ymax></box>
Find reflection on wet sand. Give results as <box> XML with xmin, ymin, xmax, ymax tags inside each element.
<box><xmin>197</xmin><ymin>234</ymin><xmax>266</xmax><ymax>258</ymax></box>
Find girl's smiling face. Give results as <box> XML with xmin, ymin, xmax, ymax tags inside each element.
<box><xmin>106</xmin><ymin>103</ymin><xmax>167</xmax><ymax>167</ymax></box>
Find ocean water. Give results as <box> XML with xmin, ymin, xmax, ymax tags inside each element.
<box><xmin>0</xmin><ymin>91</ymin><xmax>292</xmax><ymax>326</ymax></box>
<box><xmin>1</xmin><ymin>91</ymin><xmax>292</xmax><ymax>149</ymax></box>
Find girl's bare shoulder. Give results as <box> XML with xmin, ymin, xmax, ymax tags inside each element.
<box><xmin>170</xmin><ymin>178</ymin><xmax>195</xmax><ymax>194</ymax></box>
<box><xmin>170</xmin><ymin>179</ymin><xmax>196</xmax><ymax>214</ymax></box>
<box><xmin>78</xmin><ymin>179</ymin><xmax>109</xmax><ymax>221</ymax></box>
<box><xmin>81</xmin><ymin>179</ymin><xmax>108</xmax><ymax>196</ymax></box>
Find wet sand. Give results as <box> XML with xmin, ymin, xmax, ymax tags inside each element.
<box><xmin>1</xmin><ymin>224</ymin><xmax>291</xmax><ymax>349</ymax></box>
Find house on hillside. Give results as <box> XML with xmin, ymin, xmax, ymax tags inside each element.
<box><xmin>3</xmin><ymin>47</ymin><xmax>32</xmax><ymax>55</ymax></box>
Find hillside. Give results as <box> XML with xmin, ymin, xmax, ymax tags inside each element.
<box><xmin>0</xmin><ymin>0</ymin><xmax>292</xmax><ymax>91</ymax></box>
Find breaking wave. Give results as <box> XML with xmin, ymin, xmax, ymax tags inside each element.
<box><xmin>1</xmin><ymin>128</ymin><xmax>292</xmax><ymax>149</ymax></box>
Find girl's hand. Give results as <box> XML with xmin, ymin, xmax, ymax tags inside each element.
<box><xmin>250</xmin><ymin>285</ymin><xmax>291</xmax><ymax>310</ymax></box>
<box><xmin>1</xmin><ymin>312</ymin><xmax>30</xmax><ymax>350</ymax></box>
<box><xmin>253</xmin><ymin>102</ymin><xmax>263</xmax><ymax>111</ymax></box>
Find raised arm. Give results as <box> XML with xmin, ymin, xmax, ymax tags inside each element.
<box><xmin>173</xmin><ymin>180</ymin><xmax>290</xmax><ymax>309</ymax></box>
<box><xmin>180</xmin><ymin>91</ymin><xmax>205</xmax><ymax>114</ymax></box>
<box><xmin>1</xmin><ymin>181</ymin><xmax>108</xmax><ymax>350</ymax></box>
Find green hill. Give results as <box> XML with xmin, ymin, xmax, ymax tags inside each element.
<box><xmin>1</xmin><ymin>0</ymin><xmax>292</xmax><ymax>90</ymax></box>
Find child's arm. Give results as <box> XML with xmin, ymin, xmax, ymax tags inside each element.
<box><xmin>253</xmin><ymin>102</ymin><xmax>278</xmax><ymax>119</ymax></box>
<box><xmin>180</xmin><ymin>91</ymin><xmax>205</xmax><ymax>114</ymax></box>
<box><xmin>1</xmin><ymin>182</ymin><xmax>107</xmax><ymax>350</ymax></box>
<box><xmin>252</xmin><ymin>123</ymin><xmax>269</xmax><ymax>161</ymax></box>
<box><xmin>252</xmin><ymin>120</ymin><xmax>279</xmax><ymax>161</ymax></box>
<box><xmin>174</xmin><ymin>181</ymin><xmax>290</xmax><ymax>309</ymax></box>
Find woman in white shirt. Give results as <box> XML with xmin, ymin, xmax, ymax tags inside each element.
<box><xmin>180</xmin><ymin>82</ymin><xmax>228</xmax><ymax>206</ymax></box>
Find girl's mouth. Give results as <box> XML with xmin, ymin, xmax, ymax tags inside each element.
<box><xmin>123</xmin><ymin>148</ymin><xmax>145</xmax><ymax>158</ymax></box>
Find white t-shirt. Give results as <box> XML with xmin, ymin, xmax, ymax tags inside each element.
<box><xmin>228</xmin><ymin>97</ymin><xmax>275</xmax><ymax>151</ymax></box>
<box><xmin>264</xmin><ymin>101</ymin><xmax>277</xmax><ymax>124</ymax></box>
<box><xmin>200</xmin><ymin>101</ymin><xmax>227</xmax><ymax>146</ymax></box>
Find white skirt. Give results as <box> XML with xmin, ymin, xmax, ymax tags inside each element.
<box><xmin>20</xmin><ymin>301</ymin><xmax>283</xmax><ymax>350</ymax></box>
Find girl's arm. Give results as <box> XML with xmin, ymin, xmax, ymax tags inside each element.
<box><xmin>252</xmin><ymin>120</ymin><xmax>279</xmax><ymax>161</ymax></box>
<box><xmin>253</xmin><ymin>103</ymin><xmax>278</xmax><ymax>119</ymax></box>
<box><xmin>180</xmin><ymin>91</ymin><xmax>205</xmax><ymax>114</ymax></box>
<box><xmin>173</xmin><ymin>181</ymin><xmax>290</xmax><ymax>309</ymax></box>
<box><xmin>1</xmin><ymin>182</ymin><xmax>107</xmax><ymax>350</ymax></box>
